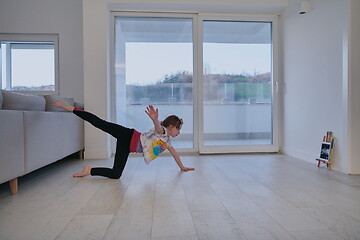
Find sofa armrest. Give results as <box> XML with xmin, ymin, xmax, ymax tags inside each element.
<box><xmin>60</xmin><ymin>112</ymin><xmax>84</xmax><ymax>158</ymax></box>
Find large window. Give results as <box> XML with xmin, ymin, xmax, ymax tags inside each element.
<box><xmin>0</xmin><ymin>34</ymin><xmax>58</xmax><ymax>92</ymax></box>
<box><xmin>201</xmin><ymin>20</ymin><xmax>273</xmax><ymax>151</ymax></box>
<box><xmin>111</xmin><ymin>13</ymin><xmax>279</xmax><ymax>153</ymax></box>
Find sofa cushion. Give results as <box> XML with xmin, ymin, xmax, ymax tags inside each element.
<box><xmin>44</xmin><ymin>95</ymin><xmax>75</xmax><ymax>112</ymax></box>
<box><xmin>1</xmin><ymin>90</ymin><xmax>46</xmax><ymax>111</ymax></box>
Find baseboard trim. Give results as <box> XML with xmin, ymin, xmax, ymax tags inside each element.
<box><xmin>281</xmin><ymin>146</ymin><xmax>315</xmax><ymax>164</ymax></box>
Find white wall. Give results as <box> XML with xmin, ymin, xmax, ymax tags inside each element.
<box><xmin>348</xmin><ymin>0</ymin><xmax>360</xmax><ymax>174</ymax></box>
<box><xmin>0</xmin><ymin>0</ymin><xmax>84</xmax><ymax>103</ymax></box>
<box><xmin>281</xmin><ymin>0</ymin><xmax>352</xmax><ymax>173</ymax></box>
<box><xmin>3</xmin><ymin>0</ymin><xmax>355</xmax><ymax>172</ymax></box>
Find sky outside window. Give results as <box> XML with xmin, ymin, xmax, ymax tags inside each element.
<box><xmin>125</xmin><ymin>42</ymin><xmax>271</xmax><ymax>86</ymax></box>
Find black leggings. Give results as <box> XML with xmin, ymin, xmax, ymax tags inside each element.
<box><xmin>73</xmin><ymin>109</ymin><xmax>134</xmax><ymax>179</ymax></box>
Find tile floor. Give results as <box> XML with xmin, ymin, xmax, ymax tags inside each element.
<box><xmin>0</xmin><ymin>154</ymin><xmax>360</xmax><ymax>240</ymax></box>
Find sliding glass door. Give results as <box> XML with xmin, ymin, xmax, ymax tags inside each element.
<box><xmin>199</xmin><ymin>18</ymin><xmax>276</xmax><ymax>153</ymax></box>
<box><xmin>112</xmin><ymin>12</ymin><xmax>278</xmax><ymax>153</ymax></box>
<box><xmin>113</xmin><ymin>13</ymin><xmax>194</xmax><ymax>150</ymax></box>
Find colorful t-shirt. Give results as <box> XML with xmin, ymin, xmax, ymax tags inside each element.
<box><xmin>140</xmin><ymin>127</ymin><xmax>171</xmax><ymax>164</ymax></box>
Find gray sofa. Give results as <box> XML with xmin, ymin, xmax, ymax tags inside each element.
<box><xmin>0</xmin><ymin>90</ymin><xmax>84</xmax><ymax>194</ymax></box>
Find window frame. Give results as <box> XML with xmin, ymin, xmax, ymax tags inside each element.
<box><xmin>0</xmin><ymin>33</ymin><xmax>59</xmax><ymax>94</ymax></box>
<box><xmin>197</xmin><ymin>13</ymin><xmax>280</xmax><ymax>153</ymax></box>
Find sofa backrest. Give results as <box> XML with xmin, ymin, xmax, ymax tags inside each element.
<box><xmin>0</xmin><ymin>90</ymin><xmax>77</xmax><ymax>112</ymax></box>
<box><xmin>1</xmin><ymin>90</ymin><xmax>46</xmax><ymax>111</ymax></box>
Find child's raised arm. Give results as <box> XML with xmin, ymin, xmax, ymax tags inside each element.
<box><xmin>145</xmin><ymin>105</ymin><xmax>164</xmax><ymax>134</ymax></box>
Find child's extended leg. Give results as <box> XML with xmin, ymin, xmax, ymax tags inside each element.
<box><xmin>73</xmin><ymin>143</ymin><xmax>129</xmax><ymax>179</ymax></box>
<box><xmin>52</xmin><ymin>100</ymin><xmax>133</xmax><ymax>179</ymax></box>
<box><xmin>54</xmin><ymin>100</ymin><xmax>130</xmax><ymax>139</ymax></box>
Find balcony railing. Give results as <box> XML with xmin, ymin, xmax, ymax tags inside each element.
<box><xmin>116</xmin><ymin>82</ymin><xmax>273</xmax><ymax>147</ymax></box>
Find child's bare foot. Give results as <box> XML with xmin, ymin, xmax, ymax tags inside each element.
<box><xmin>52</xmin><ymin>100</ymin><xmax>74</xmax><ymax>112</ymax></box>
<box><xmin>73</xmin><ymin>165</ymin><xmax>92</xmax><ymax>177</ymax></box>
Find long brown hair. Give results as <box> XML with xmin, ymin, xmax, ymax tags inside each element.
<box><xmin>161</xmin><ymin>115</ymin><xmax>183</xmax><ymax>129</ymax></box>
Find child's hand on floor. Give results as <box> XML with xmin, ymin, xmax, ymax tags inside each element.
<box><xmin>181</xmin><ymin>167</ymin><xmax>195</xmax><ymax>172</ymax></box>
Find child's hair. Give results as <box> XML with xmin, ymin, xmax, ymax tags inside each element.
<box><xmin>161</xmin><ymin>115</ymin><xmax>183</xmax><ymax>129</ymax></box>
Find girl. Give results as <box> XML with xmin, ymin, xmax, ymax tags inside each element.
<box><xmin>52</xmin><ymin>101</ymin><xmax>194</xmax><ymax>178</ymax></box>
